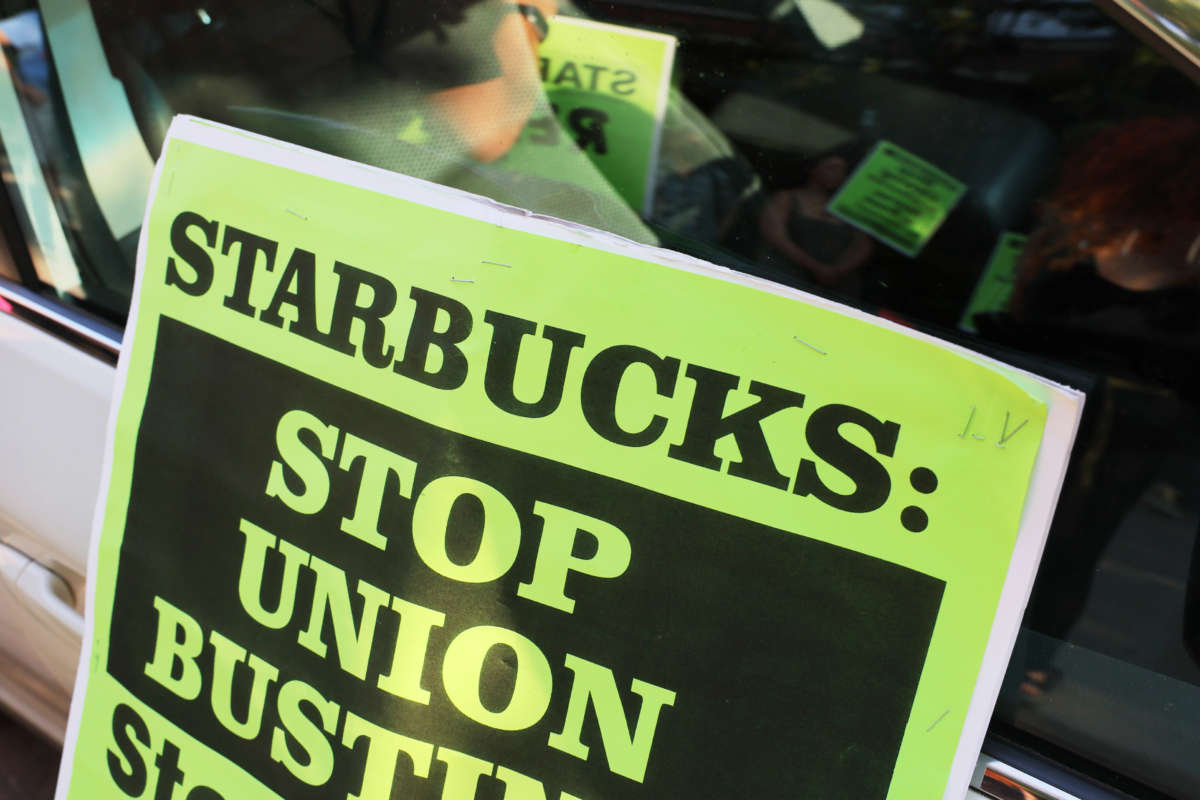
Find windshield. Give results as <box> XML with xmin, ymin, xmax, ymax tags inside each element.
<box><xmin>1</xmin><ymin>0</ymin><xmax>1199</xmax><ymax>795</ymax></box>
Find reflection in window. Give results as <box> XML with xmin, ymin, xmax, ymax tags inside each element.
<box><xmin>0</xmin><ymin>2</ymin><xmax>1195</xmax><ymax>793</ymax></box>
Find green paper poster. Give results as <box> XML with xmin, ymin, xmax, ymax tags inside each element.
<box><xmin>56</xmin><ymin>117</ymin><xmax>1082</xmax><ymax>800</ymax></box>
<box><xmin>495</xmin><ymin>16</ymin><xmax>675</xmax><ymax>215</ymax></box>
<box><xmin>829</xmin><ymin>141</ymin><xmax>967</xmax><ymax>257</ymax></box>
<box><xmin>960</xmin><ymin>232</ymin><xmax>1027</xmax><ymax>333</ymax></box>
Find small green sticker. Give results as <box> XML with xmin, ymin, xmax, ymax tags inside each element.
<box><xmin>959</xmin><ymin>232</ymin><xmax>1027</xmax><ymax>333</ymax></box>
<box><xmin>828</xmin><ymin>141</ymin><xmax>966</xmax><ymax>257</ymax></box>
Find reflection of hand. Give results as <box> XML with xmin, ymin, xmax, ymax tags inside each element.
<box><xmin>430</xmin><ymin>0</ymin><xmax>559</xmax><ymax>163</ymax></box>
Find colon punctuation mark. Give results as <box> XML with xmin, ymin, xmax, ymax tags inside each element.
<box><xmin>901</xmin><ymin>466</ymin><xmax>937</xmax><ymax>533</ymax></box>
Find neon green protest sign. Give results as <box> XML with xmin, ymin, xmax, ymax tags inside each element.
<box><xmin>496</xmin><ymin>17</ymin><xmax>675</xmax><ymax>214</ymax></box>
<box><xmin>829</xmin><ymin>140</ymin><xmax>967</xmax><ymax>257</ymax></box>
<box><xmin>57</xmin><ymin>117</ymin><xmax>1079</xmax><ymax>800</ymax></box>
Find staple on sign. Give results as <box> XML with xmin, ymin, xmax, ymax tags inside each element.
<box><xmin>792</xmin><ymin>335</ymin><xmax>828</xmax><ymax>355</ymax></box>
<box><xmin>998</xmin><ymin>414</ymin><xmax>1028</xmax><ymax>446</ymax></box>
<box><xmin>957</xmin><ymin>405</ymin><xmax>976</xmax><ymax>439</ymax></box>
<box><xmin>482</xmin><ymin>259</ymin><xmax>513</xmax><ymax>268</ymax></box>
<box><xmin>450</xmin><ymin>277</ymin><xmax>475</xmax><ymax>284</ymax></box>
<box><xmin>925</xmin><ymin>709</ymin><xmax>950</xmax><ymax>733</ymax></box>
<box><xmin>285</xmin><ymin>208</ymin><xmax>309</xmax><ymax>220</ymax></box>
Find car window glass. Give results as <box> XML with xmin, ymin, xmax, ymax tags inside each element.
<box><xmin>0</xmin><ymin>0</ymin><xmax>1197</xmax><ymax>796</ymax></box>
<box><xmin>0</xmin><ymin>0</ymin><xmax>133</xmax><ymax>320</ymax></box>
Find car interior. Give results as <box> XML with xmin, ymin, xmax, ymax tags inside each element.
<box><xmin>1</xmin><ymin>0</ymin><xmax>1200</xmax><ymax>797</ymax></box>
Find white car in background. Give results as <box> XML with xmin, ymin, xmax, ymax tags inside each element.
<box><xmin>3</xmin><ymin>1</ymin><xmax>1200</xmax><ymax>798</ymax></box>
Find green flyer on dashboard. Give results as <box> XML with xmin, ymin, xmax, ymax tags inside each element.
<box><xmin>829</xmin><ymin>141</ymin><xmax>967</xmax><ymax>257</ymax></box>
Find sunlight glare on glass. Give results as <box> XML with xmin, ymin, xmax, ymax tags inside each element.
<box><xmin>794</xmin><ymin>0</ymin><xmax>865</xmax><ymax>49</ymax></box>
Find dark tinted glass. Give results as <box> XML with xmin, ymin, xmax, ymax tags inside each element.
<box><xmin>0</xmin><ymin>0</ymin><xmax>1196</xmax><ymax>795</ymax></box>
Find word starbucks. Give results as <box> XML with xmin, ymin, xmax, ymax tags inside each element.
<box><xmin>166</xmin><ymin>210</ymin><xmax>904</xmax><ymax>515</ymax></box>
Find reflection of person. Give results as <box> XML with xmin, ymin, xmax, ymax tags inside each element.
<box><xmin>1007</xmin><ymin>117</ymin><xmax>1200</xmax><ymax>396</ymax></box>
<box><xmin>1016</xmin><ymin>117</ymin><xmax>1200</xmax><ymax>297</ymax></box>
<box><xmin>983</xmin><ymin>117</ymin><xmax>1200</xmax><ymax>692</ymax></box>
<box><xmin>758</xmin><ymin>155</ymin><xmax>873</xmax><ymax>288</ymax></box>
<box><xmin>102</xmin><ymin>0</ymin><xmax>556</xmax><ymax>163</ymax></box>
<box><xmin>99</xmin><ymin>0</ymin><xmax>663</xmax><ymax>238</ymax></box>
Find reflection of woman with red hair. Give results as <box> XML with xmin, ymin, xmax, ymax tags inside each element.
<box><xmin>999</xmin><ymin>116</ymin><xmax>1200</xmax><ymax>395</ymax></box>
<box><xmin>1015</xmin><ymin>117</ymin><xmax>1200</xmax><ymax>309</ymax></box>
<box><xmin>998</xmin><ymin>116</ymin><xmax>1200</xmax><ymax>686</ymax></box>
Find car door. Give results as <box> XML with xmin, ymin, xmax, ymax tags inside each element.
<box><xmin>0</xmin><ymin>279</ymin><xmax>112</xmax><ymax>742</ymax></box>
<box><xmin>0</xmin><ymin>0</ymin><xmax>121</xmax><ymax>743</ymax></box>
<box><xmin>0</xmin><ymin>0</ymin><xmax>1198</xmax><ymax>798</ymax></box>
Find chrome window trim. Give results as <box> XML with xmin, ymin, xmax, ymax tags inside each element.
<box><xmin>975</xmin><ymin>739</ymin><xmax>1139</xmax><ymax>800</ymax></box>
<box><xmin>976</xmin><ymin>765</ymin><xmax>1084</xmax><ymax>800</ymax></box>
<box><xmin>1097</xmin><ymin>0</ymin><xmax>1200</xmax><ymax>84</ymax></box>
<box><xmin>0</xmin><ymin>278</ymin><xmax>121</xmax><ymax>355</ymax></box>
